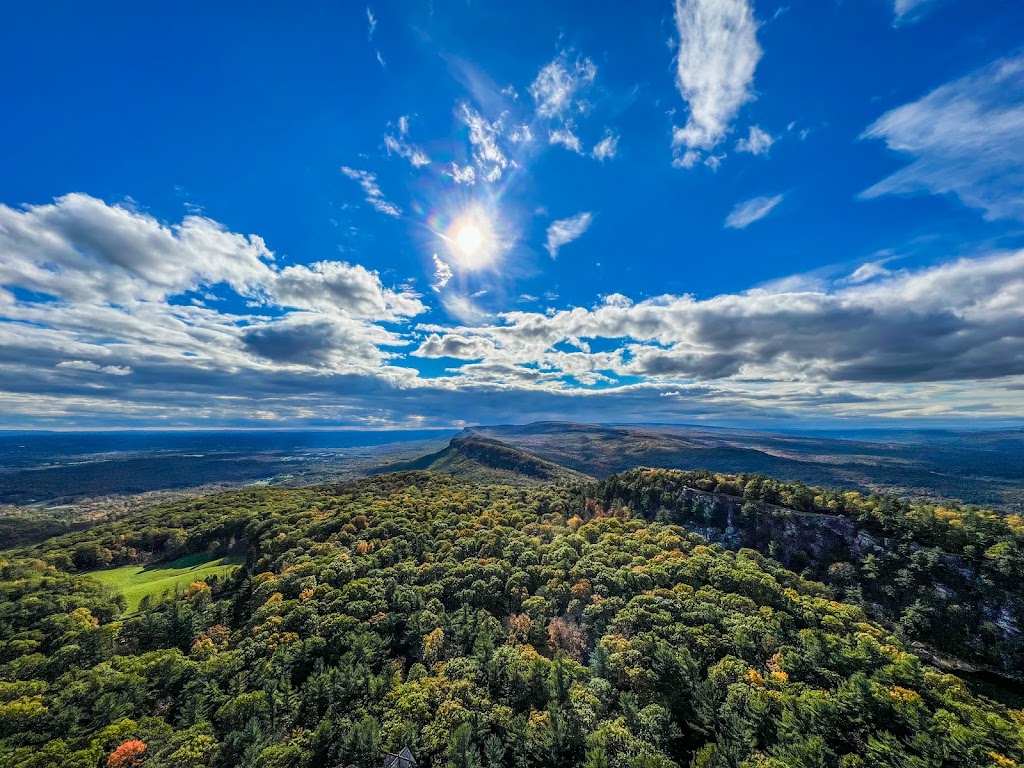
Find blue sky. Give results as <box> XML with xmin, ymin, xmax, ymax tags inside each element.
<box><xmin>1</xmin><ymin>0</ymin><xmax>1023</xmax><ymax>429</ymax></box>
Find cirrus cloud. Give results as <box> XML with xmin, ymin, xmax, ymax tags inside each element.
<box><xmin>861</xmin><ymin>55</ymin><xmax>1024</xmax><ymax>222</ymax></box>
<box><xmin>340</xmin><ymin>167</ymin><xmax>403</xmax><ymax>217</ymax></box>
<box><xmin>545</xmin><ymin>212</ymin><xmax>594</xmax><ymax>258</ymax></box>
<box><xmin>725</xmin><ymin>194</ymin><xmax>784</xmax><ymax>228</ymax></box>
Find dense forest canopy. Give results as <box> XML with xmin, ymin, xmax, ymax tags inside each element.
<box><xmin>597</xmin><ymin>469</ymin><xmax>1024</xmax><ymax>678</ymax></box>
<box><xmin>1</xmin><ymin>472</ymin><xmax>1023</xmax><ymax>767</ymax></box>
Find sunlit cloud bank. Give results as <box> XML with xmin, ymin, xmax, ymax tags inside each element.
<box><xmin>1</xmin><ymin>193</ymin><xmax>1022</xmax><ymax>428</ymax></box>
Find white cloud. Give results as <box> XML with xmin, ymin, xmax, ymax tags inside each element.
<box><xmin>384</xmin><ymin>117</ymin><xmax>431</xmax><ymax>168</ymax></box>
<box><xmin>384</xmin><ymin>134</ymin><xmax>430</xmax><ymax>167</ymax></box>
<box><xmin>545</xmin><ymin>212</ymin><xmax>594</xmax><ymax>258</ymax></box>
<box><xmin>340</xmin><ymin>166</ymin><xmax>402</xmax><ymax>217</ymax></box>
<box><xmin>431</xmin><ymin>254</ymin><xmax>453</xmax><ymax>292</ymax></box>
<box><xmin>592</xmin><ymin>130</ymin><xmax>620</xmax><ymax>161</ymax></box>
<box><xmin>603</xmin><ymin>293</ymin><xmax>634</xmax><ymax>309</ymax></box>
<box><xmin>861</xmin><ymin>55</ymin><xmax>1024</xmax><ymax>222</ymax></box>
<box><xmin>446</xmin><ymin>163</ymin><xmax>477</xmax><ymax>185</ymax></box>
<box><xmin>413</xmin><ymin>333</ymin><xmax>495</xmax><ymax>359</ymax></box>
<box><xmin>458</xmin><ymin>104</ymin><xmax>508</xmax><ymax>182</ymax></box>
<box><xmin>735</xmin><ymin>125</ymin><xmax>774</xmax><ymax>155</ymax></box>
<box><xmin>704</xmin><ymin>154</ymin><xmax>725</xmax><ymax>171</ymax></box>
<box><xmin>671</xmin><ymin>0</ymin><xmax>762</xmax><ymax>168</ymax></box>
<box><xmin>0</xmin><ymin>193</ymin><xmax>275</xmax><ymax>304</ymax></box>
<box><xmin>549</xmin><ymin>126</ymin><xmax>583</xmax><ymax>154</ymax></box>
<box><xmin>270</xmin><ymin>260</ymin><xmax>425</xmax><ymax>319</ymax></box>
<box><xmin>529</xmin><ymin>53</ymin><xmax>597</xmax><ymax>118</ymax></box>
<box><xmin>7</xmin><ymin>195</ymin><xmax>1024</xmax><ymax>427</ymax></box>
<box><xmin>376</xmin><ymin>50</ymin><xmax>386</xmax><ymax>69</ymax></box>
<box><xmin>508</xmin><ymin>124</ymin><xmax>533</xmax><ymax>144</ymax></box>
<box><xmin>440</xmin><ymin>292</ymin><xmax>491</xmax><ymax>324</ymax></box>
<box><xmin>419</xmin><ymin>247</ymin><xmax>1024</xmax><ymax>389</ymax></box>
<box><xmin>0</xmin><ymin>194</ymin><xmax>425</xmax><ymax>387</ymax></box>
<box><xmin>724</xmin><ymin>194</ymin><xmax>784</xmax><ymax>228</ymax></box>
<box><xmin>894</xmin><ymin>0</ymin><xmax>936</xmax><ymax>23</ymax></box>
<box><xmin>241</xmin><ymin>311</ymin><xmax>404</xmax><ymax>370</ymax></box>
<box><xmin>839</xmin><ymin>259</ymin><xmax>895</xmax><ymax>285</ymax></box>
<box><xmin>57</xmin><ymin>360</ymin><xmax>132</xmax><ymax>375</ymax></box>
<box><xmin>366</xmin><ymin>7</ymin><xmax>377</xmax><ymax>39</ymax></box>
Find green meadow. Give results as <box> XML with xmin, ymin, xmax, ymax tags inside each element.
<box><xmin>89</xmin><ymin>552</ymin><xmax>244</xmax><ymax>612</ymax></box>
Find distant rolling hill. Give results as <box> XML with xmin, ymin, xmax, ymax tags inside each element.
<box><xmin>462</xmin><ymin>422</ymin><xmax>1024</xmax><ymax>509</ymax></box>
<box><xmin>377</xmin><ymin>435</ymin><xmax>592</xmax><ymax>485</ymax></box>
<box><xmin>2</xmin><ymin>423</ymin><xmax>1021</xmax><ymax>513</ymax></box>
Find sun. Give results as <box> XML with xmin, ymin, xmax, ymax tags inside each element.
<box><xmin>445</xmin><ymin>208</ymin><xmax>499</xmax><ymax>269</ymax></box>
<box><xmin>454</xmin><ymin>221</ymin><xmax>484</xmax><ymax>257</ymax></box>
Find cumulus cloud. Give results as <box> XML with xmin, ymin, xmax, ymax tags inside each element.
<box><xmin>413</xmin><ymin>333</ymin><xmax>495</xmax><ymax>360</ymax></box>
<box><xmin>545</xmin><ymin>212</ymin><xmax>594</xmax><ymax>258</ymax></box>
<box><xmin>4</xmin><ymin>194</ymin><xmax>1024</xmax><ymax>428</ymax></box>
<box><xmin>0</xmin><ymin>193</ymin><xmax>424</xmax><ymax>391</ymax></box>
<box><xmin>340</xmin><ymin>166</ymin><xmax>402</xmax><ymax>217</ymax></box>
<box><xmin>592</xmin><ymin>130</ymin><xmax>619</xmax><ymax>161</ymax></box>
<box><xmin>724</xmin><ymin>194</ymin><xmax>784</xmax><ymax>228</ymax></box>
<box><xmin>735</xmin><ymin>125</ymin><xmax>774</xmax><ymax>155</ymax></box>
<box><xmin>0</xmin><ymin>193</ymin><xmax>275</xmax><ymax>304</ymax></box>
<box><xmin>671</xmin><ymin>0</ymin><xmax>762</xmax><ymax>169</ymax></box>
<box><xmin>241</xmin><ymin>312</ymin><xmax>404</xmax><ymax>370</ymax></box>
<box><xmin>861</xmin><ymin>55</ymin><xmax>1024</xmax><ymax>222</ymax></box>
<box><xmin>270</xmin><ymin>260</ymin><xmax>425</xmax><ymax>319</ymax></box>
<box><xmin>529</xmin><ymin>53</ymin><xmax>597</xmax><ymax>118</ymax></box>
<box><xmin>419</xmin><ymin>247</ymin><xmax>1024</xmax><ymax>388</ymax></box>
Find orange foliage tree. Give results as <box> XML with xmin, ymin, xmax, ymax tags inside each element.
<box><xmin>107</xmin><ymin>739</ymin><xmax>147</xmax><ymax>768</ymax></box>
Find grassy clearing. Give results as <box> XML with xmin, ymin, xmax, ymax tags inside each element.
<box><xmin>90</xmin><ymin>552</ymin><xmax>244</xmax><ymax>612</ymax></box>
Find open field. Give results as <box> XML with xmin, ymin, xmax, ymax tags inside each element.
<box><xmin>89</xmin><ymin>552</ymin><xmax>244</xmax><ymax>612</ymax></box>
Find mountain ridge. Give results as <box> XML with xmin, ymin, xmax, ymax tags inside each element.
<box><xmin>375</xmin><ymin>434</ymin><xmax>592</xmax><ymax>485</ymax></box>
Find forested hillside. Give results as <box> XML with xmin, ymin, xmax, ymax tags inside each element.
<box><xmin>2</xmin><ymin>473</ymin><xmax>1023</xmax><ymax>768</ymax></box>
<box><xmin>596</xmin><ymin>469</ymin><xmax>1024</xmax><ymax>679</ymax></box>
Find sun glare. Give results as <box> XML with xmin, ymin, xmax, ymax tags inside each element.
<box><xmin>455</xmin><ymin>221</ymin><xmax>484</xmax><ymax>256</ymax></box>
<box><xmin>445</xmin><ymin>208</ymin><xmax>499</xmax><ymax>269</ymax></box>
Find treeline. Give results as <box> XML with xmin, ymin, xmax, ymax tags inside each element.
<box><xmin>1</xmin><ymin>472</ymin><xmax>1022</xmax><ymax>767</ymax></box>
<box><xmin>596</xmin><ymin>469</ymin><xmax>1024</xmax><ymax>677</ymax></box>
